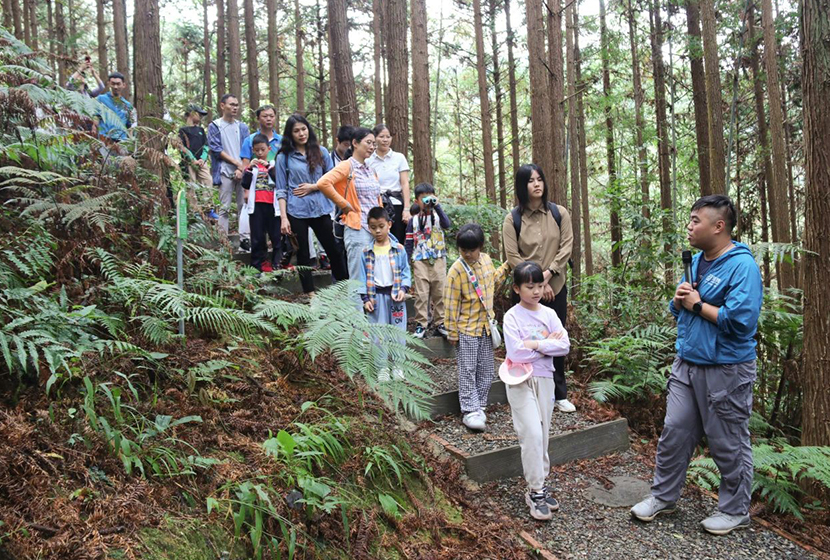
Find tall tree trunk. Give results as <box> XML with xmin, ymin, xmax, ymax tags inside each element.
<box><xmin>22</xmin><ymin>0</ymin><xmax>30</xmax><ymax>46</ymax></box>
<box><xmin>748</xmin><ymin>6</ymin><xmax>773</xmax><ymax>286</ymax></box>
<box><xmin>2</xmin><ymin>0</ymin><xmax>12</xmax><ymax>34</ymax></box>
<box><xmin>431</xmin><ymin>5</ymin><xmax>445</xmax><ymax>173</ymax></box>
<box><xmin>315</xmin><ymin>0</ymin><xmax>327</xmax><ymax>145</ymax></box>
<box><xmin>504</xmin><ymin>0</ymin><xmax>520</xmax><ymax>185</ymax></box>
<box><xmin>651</xmin><ymin>0</ymin><xmax>673</xmax><ymax>279</ymax></box>
<box><xmin>525</xmin><ymin>0</ymin><xmax>555</xmax><ymax>185</ymax></box>
<box><xmin>294</xmin><ymin>0</ymin><xmax>305</xmax><ymax>114</ymax></box>
<box><xmin>27</xmin><ymin>0</ymin><xmax>36</xmax><ymax>50</ymax></box>
<box><xmin>96</xmin><ymin>0</ymin><xmax>108</xmax><ymax>78</ymax></box>
<box><xmin>385</xmin><ymin>0</ymin><xmax>409</xmax><ymax>155</ymax></box>
<box><xmin>216</xmin><ymin>0</ymin><xmax>226</xmax><ymax>102</ymax></box>
<box><xmin>133</xmin><ymin>0</ymin><xmax>163</xmax><ymax>118</ymax></box>
<box><xmin>781</xmin><ymin>76</ymin><xmax>797</xmax><ymax>242</ymax></box>
<box><xmin>600</xmin><ymin>0</ymin><xmax>621</xmax><ymax>268</ymax></box>
<box><xmin>266</xmin><ymin>0</ymin><xmax>279</xmax><ymax>119</ymax></box>
<box><xmin>68</xmin><ymin>0</ymin><xmax>76</xmax><ymax>58</ymax></box>
<box><xmin>800</xmin><ymin>0</ymin><xmax>830</xmax><ymax>454</ymax></box>
<box><xmin>489</xmin><ymin>0</ymin><xmax>506</xmax><ymax>208</ymax></box>
<box><xmin>566</xmin><ymin>0</ymin><xmax>581</xmax><ymax>291</ymax></box>
<box><xmin>372</xmin><ymin>0</ymin><xmax>383</xmax><ymax>124</ymax></box>
<box><xmin>328</xmin><ymin>37</ymin><xmax>339</xmax><ymax>138</ymax></box>
<box><xmin>203</xmin><ymin>0</ymin><xmax>212</xmax><ymax>113</ymax></box>
<box><xmin>547</xmin><ymin>0</ymin><xmax>566</xmax><ymax>203</ymax></box>
<box><xmin>760</xmin><ymin>0</ymin><xmax>794</xmax><ymax>290</ymax></box>
<box><xmin>112</xmin><ymin>0</ymin><xmax>129</xmax><ymax>97</ymax></box>
<box><xmin>243</xmin><ymin>0</ymin><xmax>259</xmax><ymax>115</ymax></box>
<box><xmin>472</xmin><ymin>0</ymin><xmax>495</xmax><ymax>204</ymax></box>
<box><xmin>575</xmin><ymin>6</ymin><xmax>592</xmax><ymax>277</ymax></box>
<box><xmin>328</xmin><ymin>0</ymin><xmax>359</xmax><ymax>126</ymax></box>
<box><xmin>629</xmin><ymin>0</ymin><xmax>649</xmax><ymax>218</ymax></box>
<box><xmin>10</xmin><ymin>0</ymin><xmax>22</xmax><ymax>39</ymax></box>
<box><xmin>227</xmin><ymin>0</ymin><xmax>242</xmax><ymax>104</ymax></box>
<box><xmin>685</xmin><ymin>0</ymin><xmax>711</xmax><ymax>196</ymax></box>
<box><xmin>47</xmin><ymin>0</ymin><xmax>54</xmax><ymax>75</ymax></box>
<box><xmin>55</xmin><ymin>0</ymin><xmax>66</xmax><ymax>86</ymax></box>
<box><xmin>699</xmin><ymin>0</ymin><xmax>726</xmax><ymax>194</ymax></box>
<box><xmin>411</xmin><ymin>0</ymin><xmax>432</xmax><ymax>184</ymax></box>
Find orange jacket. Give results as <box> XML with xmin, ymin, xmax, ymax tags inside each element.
<box><xmin>316</xmin><ymin>160</ymin><xmax>382</xmax><ymax>231</ymax></box>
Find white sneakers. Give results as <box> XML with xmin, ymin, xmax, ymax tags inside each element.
<box><xmin>554</xmin><ymin>398</ymin><xmax>577</xmax><ymax>413</ymax></box>
<box><xmin>463</xmin><ymin>410</ymin><xmax>487</xmax><ymax>431</ymax></box>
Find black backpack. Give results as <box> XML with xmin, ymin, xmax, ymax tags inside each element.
<box><xmin>510</xmin><ymin>202</ymin><xmax>573</xmax><ymax>269</ymax></box>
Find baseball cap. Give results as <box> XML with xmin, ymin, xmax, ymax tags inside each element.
<box><xmin>186</xmin><ymin>104</ymin><xmax>208</xmax><ymax>116</ymax></box>
<box><xmin>498</xmin><ymin>358</ymin><xmax>533</xmax><ymax>386</ymax></box>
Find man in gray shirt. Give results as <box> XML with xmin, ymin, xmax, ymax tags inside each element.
<box><xmin>208</xmin><ymin>94</ymin><xmax>251</xmax><ymax>248</ymax></box>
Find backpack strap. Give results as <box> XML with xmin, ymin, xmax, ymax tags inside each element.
<box><xmin>548</xmin><ymin>201</ymin><xmax>562</xmax><ymax>228</ymax></box>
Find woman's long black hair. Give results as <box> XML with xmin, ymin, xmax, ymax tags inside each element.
<box><xmin>514</xmin><ymin>164</ymin><xmax>549</xmax><ymax>213</ymax></box>
<box><xmin>279</xmin><ymin>113</ymin><xmax>324</xmax><ymax>173</ymax></box>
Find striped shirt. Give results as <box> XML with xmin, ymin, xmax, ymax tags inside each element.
<box><xmin>350</xmin><ymin>157</ymin><xmax>381</xmax><ymax>230</ymax></box>
<box><xmin>443</xmin><ymin>254</ymin><xmax>511</xmax><ymax>342</ymax></box>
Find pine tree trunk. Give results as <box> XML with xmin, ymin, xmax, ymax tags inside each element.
<box><xmin>629</xmin><ymin>1</ymin><xmax>649</xmax><ymax>218</ymax></box>
<box><xmin>651</xmin><ymin>0</ymin><xmax>672</xmax><ymax>276</ymax></box>
<box><xmin>133</xmin><ymin>0</ymin><xmax>164</xmax><ymax>119</ymax></box>
<box><xmin>55</xmin><ymin>0</ymin><xmax>66</xmax><ymax>86</ymax></box>
<box><xmin>315</xmin><ymin>0</ymin><xmax>327</xmax><ymax>145</ymax></box>
<box><xmin>699</xmin><ymin>0</ymin><xmax>726</xmax><ymax>194</ymax></box>
<box><xmin>525</xmin><ymin>0</ymin><xmax>555</xmax><ymax>185</ymax></box>
<box><xmin>328</xmin><ymin>46</ymin><xmax>338</xmax><ymax>140</ymax></box>
<box><xmin>68</xmin><ymin>0</ymin><xmax>76</xmax><ymax>58</ymax></box>
<box><xmin>760</xmin><ymin>0</ymin><xmax>794</xmax><ymax>290</ymax></box>
<box><xmin>2</xmin><ymin>0</ymin><xmax>12</xmax><ymax>33</ymax></box>
<box><xmin>431</xmin><ymin>6</ymin><xmax>445</xmax><ymax>173</ymax></box>
<box><xmin>243</xmin><ymin>0</ymin><xmax>259</xmax><ymax>115</ymax></box>
<box><xmin>547</xmin><ymin>0</ymin><xmax>566</xmax><ymax>203</ymax></box>
<box><xmin>504</xmin><ymin>0</ymin><xmax>520</xmax><ymax>185</ymax></box>
<box><xmin>489</xmin><ymin>0</ymin><xmax>505</xmax><ymax>208</ymax></box>
<box><xmin>685</xmin><ymin>0</ymin><xmax>711</xmax><ymax>196</ymax></box>
<box><xmin>800</xmin><ymin>0</ymin><xmax>830</xmax><ymax>453</ymax></box>
<box><xmin>47</xmin><ymin>0</ymin><xmax>54</xmax><ymax>75</ymax></box>
<box><xmin>227</xmin><ymin>0</ymin><xmax>242</xmax><ymax>104</ymax></box>
<box><xmin>27</xmin><ymin>0</ymin><xmax>36</xmax><ymax>50</ymax></box>
<box><xmin>10</xmin><ymin>0</ymin><xmax>22</xmax><ymax>39</ymax></box>
<box><xmin>575</xmin><ymin>7</ymin><xmax>592</xmax><ymax>277</ymax></box>
<box><xmin>203</xmin><ymin>0</ymin><xmax>212</xmax><ymax>112</ymax></box>
<box><xmin>112</xmin><ymin>0</ymin><xmax>130</xmax><ymax>96</ymax></box>
<box><xmin>294</xmin><ymin>0</ymin><xmax>305</xmax><ymax>114</ymax></box>
<box><xmin>472</xmin><ymin>0</ymin><xmax>495</xmax><ymax>204</ymax></box>
<box><xmin>328</xmin><ymin>0</ymin><xmax>359</xmax><ymax>126</ymax></box>
<box><xmin>385</xmin><ymin>0</ymin><xmax>409</xmax><ymax>155</ymax></box>
<box><xmin>411</xmin><ymin>0</ymin><xmax>432</xmax><ymax>184</ymax></box>
<box><xmin>266</xmin><ymin>0</ymin><xmax>279</xmax><ymax>116</ymax></box>
<box><xmin>216</xmin><ymin>0</ymin><xmax>226</xmax><ymax>101</ymax></box>
<box><xmin>566</xmin><ymin>0</ymin><xmax>581</xmax><ymax>291</ymax></box>
<box><xmin>22</xmin><ymin>0</ymin><xmax>30</xmax><ymax>46</ymax></box>
<box><xmin>373</xmin><ymin>0</ymin><xmax>383</xmax><ymax>124</ymax></box>
<box><xmin>96</xmin><ymin>0</ymin><xmax>108</xmax><ymax>78</ymax></box>
<box><xmin>748</xmin><ymin>6</ymin><xmax>773</xmax><ymax>286</ymax></box>
<box><xmin>600</xmin><ymin>0</ymin><xmax>621</xmax><ymax>268</ymax></box>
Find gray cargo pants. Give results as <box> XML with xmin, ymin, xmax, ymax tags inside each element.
<box><xmin>651</xmin><ymin>357</ymin><xmax>756</xmax><ymax>515</ymax></box>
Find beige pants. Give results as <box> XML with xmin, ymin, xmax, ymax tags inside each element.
<box><xmin>412</xmin><ymin>258</ymin><xmax>446</xmax><ymax>327</ymax></box>
<box><xmin>187</xmin><ymin>163</ymin><xmax>213</xmax><ymax>209</ymax></box>
<box><xmin>507</xmin><ymin>376</ymin><xmax>555</xmax><ymax>492</ymax></box>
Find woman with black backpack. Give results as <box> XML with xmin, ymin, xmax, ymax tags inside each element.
<box><xmin>502</xmin><ymin>164</ymin><xmax>576</xmax><ymax>413</ymax></box>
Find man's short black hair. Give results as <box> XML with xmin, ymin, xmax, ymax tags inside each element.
<box><xmin>108</xmin><ymin>71</ymin><xmax>125</xmax><ymax>82</ymax></box>
<box><xmin>255</xmin><ymin>104</ymin><xmax>276</xmax><ymax>118</ymax></box>
<box><xmin>691</xmin><ymin>195</ymin><xmax>736</xmax><ymax>233</ymax></box>
<box><xmin>367</xmin><ymin>206</ymin><xmax>390</xmax><ymax>223</ymax></box>
<box><xmin>220</xmin><ymin>93</ymin><xmax>238</xmax><ymax>104</ymax></box>
<box><xmin>252</xmin><ymin>133</ymin><xmax>269</xmax><ymax>147</ymax></box>
<box><xmin>456</xmin><ymin>223</ymin><xmax>485</xmax><ymax>250</ymax></box>
<box><xmin>336</xmin><ymin>125</ymin><xmax>354</xmax><ymax>143</ymax></box>
<box><xmin>414</xmin><ymin>183</ymin><xmax>435</xmax><ymax>198</ymax></box>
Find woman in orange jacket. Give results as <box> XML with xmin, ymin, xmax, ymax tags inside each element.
<box><xmin>316</xmin><ymin>127</ymin><xmax>384</xmax><ymax>281</ymax></box>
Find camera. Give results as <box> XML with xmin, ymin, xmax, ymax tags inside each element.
<box><xmin>421</xmin><ymin>196</ymin><xmax>437</xmax><ymax>207</ymax></box>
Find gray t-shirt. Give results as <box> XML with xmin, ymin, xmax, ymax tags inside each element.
<box><xmin>217</xmin><ymin>119</ymin><xmax>243</xmax><ymax>178</ymax></box>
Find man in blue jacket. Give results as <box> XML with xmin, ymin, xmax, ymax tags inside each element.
<box><xmin>631</xmin><ymin>195</ymin><xmax>763</xmax><ymax>535</ymax></box>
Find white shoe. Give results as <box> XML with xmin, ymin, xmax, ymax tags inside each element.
<box><xmin>479</xmin><ymin>409</ymin><xmax>487</xmax><ymax>423</ymax></box>
<box><xmin>554</xmin><ymin>399</ymin><xmax>576</xmax><ymax>413</ymax></box>
<box><xmin>463</xmin><ymin>411</ymin><xmax>486</xmax><ymax>431</ymax></box>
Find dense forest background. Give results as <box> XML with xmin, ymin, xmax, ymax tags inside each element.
<box><xmin>0</xmin><ymin>0</ymin><xmax>828</xmax><ymax>557</ymax></box>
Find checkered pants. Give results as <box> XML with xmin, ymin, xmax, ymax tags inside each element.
<box><xmin>457</xmin><ymin>332</ymin><xmax>495</xmax><ymax>413</ymax></box>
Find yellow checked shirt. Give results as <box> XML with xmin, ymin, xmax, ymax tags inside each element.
<box><xmin>443</xmin><ymin>253</ymin><xmax>511</xmax><ymax>342</ymax></box>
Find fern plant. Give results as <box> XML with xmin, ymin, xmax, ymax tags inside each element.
<box><xmin>687</xmin><ymin>441</ymin><xmax>830</xmax><ymax>519</ymax></box>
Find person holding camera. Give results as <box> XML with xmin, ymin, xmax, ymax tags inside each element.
<box><xmin>66</xmin><ymin>55</ymin><xmax>106</xmax><ymax>98</ymax></box>
<box><xmin>404</xmin><ymin>183</ymin><xmax>451</xmax><ymax>339</ymax></box>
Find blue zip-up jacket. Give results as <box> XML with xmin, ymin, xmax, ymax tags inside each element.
<box><xmin>669</xmin><ymin>242</ymin><xmax>763</xmax><ymax>365</ymax></box>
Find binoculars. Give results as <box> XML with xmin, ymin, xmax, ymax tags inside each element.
<box><xmin>422</xmin><ymin>196</ymin><xmax>437</xmax><ymax>206</ymax></box>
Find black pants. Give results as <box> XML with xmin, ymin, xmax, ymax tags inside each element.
<box><xmin>288</xmin><ymin>214</ymin><xmax>348</xmax><ymax>293</ymax></box>
<box><xmin>250</xmin><ymin>202</ymin><xmax>282</xmax><ymax>271</ymax></box>
<box><xmin>389</xmin><ymin>203</ymin><xmax>406</xmax><ymax>245</ymax></box>
<box><xmin>332</xmin><ymin>220</ymin><xmax>349</xmax><ymax>279</ymax></box>
<box><xmin>512</xmin><ymin>283</ymin><xmax>569</xmax><ymax>400</ymax></box>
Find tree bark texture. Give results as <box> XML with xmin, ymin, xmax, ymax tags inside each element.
<box><xmin>294</xmin><ymin>0</ymin><xmax>305</xmax><ymax>114</ymax></box>
<box><xmin>525</xmin><ymin>0</ymin><xmax>555</xmax><ymax>190</ymax></box>
<box><xmin>385</xmin><ymin>0</ymin><xmax>409</xmax><ymax>155</ymax></box>
<box><xmin>227</xmin><ymin>0</ymin><xmax>242</xmax><ymax>104</ymax></box>
<box><xmin>685</xmin><ymin>0</ymin><xmax>711</xmax><ymax>196</ymax></box>
<box><xmin>699</xmin><ymin>0</ymin><xmax>726</xmax><ymax>194</ymax></box>
<box><xmin>473</xmin><ymin>0</ymin><xmax>495</xmax><ymax>203</ymax></box>
<box><xmin>55</xmin><ymin>0</ymin><xmax>66</xmax><ymax>86</ymax></box>
<box><xmin>575</xmin><ymin>7</ymin><xmax>592</xmax><ymax>277</ymax></box>
<box><xmin>373</xmin><ymin>0</ymin><xmax>384</xmax><ymax>124</ymax></box>
<box><xmin>629</xmin><ymin>1</ymin><xmax>649</xmax><ymax>218</ymax></box>
<box><xmin>504</xmin><ymin>0</ymin><xmax>520</xmax><ymax>186</ymax></box>
<box><xmin>96</xmin><ymin>0</ymin><xmax>108</xmax><ymax>78</ymax></box>
<box><xmin>328</xmin><ymin>0</ymin><xmax>360</xmax><ymax>126</ymax></box>
<box><xmin>600</xmin><ymin>0</ymin><xmax>621</xmax><ymax>268</ymax></box>
<box><xmin>216</xmin><ymin>0</ymin><xmax>226</xmax><ymax>102</ymax></box>
<box><xmin>112</xmin><ymin>0</ymin><xmax>129</xmax><ymax>96</ymax></box>
<box><xmin>133</xmin><ymin>0</ymin><xmax>164</xmax><ymax>119</ymax></box>
<box><xmin>547</xmin><ymin>0</ymin><xmax>566</xmax><ymax>203</ymax></box>
<box><xmin>566</xmin><ymin>0</ymin><xmax>581</xmax><ymax>289</ymax></box>
<box><xmin>203</xmin><ymin>0</ymin><xmax>212</xmax><ymax>113</ymax></box>
<box><xmin>266</xmin><ymin>0</ymin><xmax>280</xmax><ymax>118</ymax></box>
<box><xmin>243</xmin><ymin>0</ymin><xmax>260</xmax><ymax>116</ymax></box>
<box><xmin>411</xmin><ymin>0</ymin><xmax>433</xmax><ymax>184</ymax></box>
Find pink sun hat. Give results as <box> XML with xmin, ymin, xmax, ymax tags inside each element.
<box><xmin>498</xmin><ymin>358</ymin><xmax>533</xmax><ymax>386</ymax></box>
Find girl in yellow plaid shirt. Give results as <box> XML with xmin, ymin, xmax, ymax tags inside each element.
<box><xmin>443</xmin><ymin>223</ymin><xmax>510</xmax><ymax>431</ymax></box>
